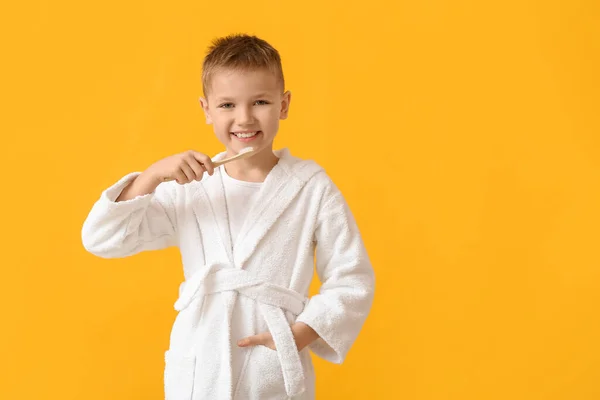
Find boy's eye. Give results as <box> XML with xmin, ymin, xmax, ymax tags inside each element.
<box><xmin>217</xmin><ymin>100</ymin><xmax>269</xmax><ymax>109</ymax></box>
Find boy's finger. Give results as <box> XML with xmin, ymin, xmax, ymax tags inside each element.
<box><xmin>237</xmin><ymin>332</ymin><xmax>271</xmax><ymax>347</ymax></box>
<box><xmin>173</xmin><ymin>169</ymin><xmax>188</xmax><ymax>185</ymax></box>
<box><xmin>238</xmin><ymin>335</ymin><xmax>261</xmax><ymax>347</ymax></box>
<box><xmin>185</xmin><ymin>154</ymin><xmax>206</xmax><ymax>180</ymax></box>
<box><xmin>192</xmin><ymin>152</ymin><xmax>215</xmax><ymax>175</ymax></box>
<box><xmin>180</xmin><ymin>163</ymin><xmax>195</xmax><ymax>183</ymax></box>
<box><xmin>237</xmin><ymin>336</ymin><xmax>254</xmax><ymax>347</ymax></box>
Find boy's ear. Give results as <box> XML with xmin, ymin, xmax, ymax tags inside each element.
<box><xmin>199</xmin><ymin>97</ymin><xmax>213</xmax><ymax>124</ymax></box>
<box><xmin>279</xmin><ymin>91</ymin><xmax>291</xmax><ymax>120</ymax></box>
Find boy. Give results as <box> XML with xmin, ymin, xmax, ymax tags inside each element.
<box><xmin>82</xmin><ymin>34</ymin><xmax>374</xmax><ymax>400</ymax></box>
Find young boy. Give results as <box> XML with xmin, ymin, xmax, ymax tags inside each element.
<box><xmin>82</xmin><ymin>34</ymin><xmax>374</xmax><ymax>400</ymax></box>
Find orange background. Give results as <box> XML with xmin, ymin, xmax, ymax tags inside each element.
<box><xmin>1</xmin><ymin>0</ymin><xmax>599</xmax><ymax>399</ymax></box>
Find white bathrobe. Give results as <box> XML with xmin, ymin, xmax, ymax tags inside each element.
<box><xmin>81</xmin><ymin>148</ymin><xmax>375</xmax><ymax>400</ymax></box>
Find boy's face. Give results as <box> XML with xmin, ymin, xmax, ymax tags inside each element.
<box><xmin>199</xmin><ymin>68</ymin><xmax>290</xmax><ymax>158</ymax></box>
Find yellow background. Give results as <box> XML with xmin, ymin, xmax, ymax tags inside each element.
<box><xmin>1</xmin><ymin>0</ymin><xmax>599</xmax><ymax>399</ymax></box>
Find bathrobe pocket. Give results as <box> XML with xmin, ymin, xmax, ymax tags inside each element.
<box><xmin>235</xmin><ymin>345</ymin><xmax>286</xmax><ymax>400</ymax></box>
<box><xmin>164</xmin><ymin>350</ymin><xmax>196</xmax><ymax>400</ymax></box>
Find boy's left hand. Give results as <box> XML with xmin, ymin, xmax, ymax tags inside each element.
<box><xmin>237</xmin><ymin>322</ymin><xmax>320</xmax><ymax>351</ymax></box>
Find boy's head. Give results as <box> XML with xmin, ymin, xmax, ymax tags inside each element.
<box><xmin>199</xmin><ymin>34</ymin><xmax>291</xmax><ymax>158</ymax></box>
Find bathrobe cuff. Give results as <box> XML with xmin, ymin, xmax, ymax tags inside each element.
<box><xmin>99</xmin><ymin>172</ymin><xmax>162</xmax><ymax>236</ymax></box>
<box><xmin>82</xmin><ymin>172</ymin><xmax>179</xmax><ymax>257</ymax></box>
<box><xmin>296</xmin><ymin>306</ymin><xmax>346</xmax><ymax>364</ymax></box>
<box><xmin>102</xmin><ymin>172</ymin><xmax>152</xmax><ymax>206</ymax></box>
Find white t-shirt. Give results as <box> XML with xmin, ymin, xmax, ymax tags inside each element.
<box><xmin>221</xmin><ymin>167</ymin><xmax>263</xmax><ymax>244</ymax></box>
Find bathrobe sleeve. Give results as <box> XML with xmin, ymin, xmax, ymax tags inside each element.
<box><xmin>81</xmin><ymin>172</ymin><xmax>179</xmax><ymax>258</ymax></box>
<box><xmin>295</xmin><ymin>184</ymin><xmax>375</xmax><ymax>364</ymax></box>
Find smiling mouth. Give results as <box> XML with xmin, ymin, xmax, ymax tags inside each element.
<box><xmin>231</xmin><ymin>131</ymin><xmax>261</xmax><ymax>138</ymax></box>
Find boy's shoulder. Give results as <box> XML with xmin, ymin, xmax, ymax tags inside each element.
<box><xmin>275</xmin><ymin>149</ymin><xmax>345</xmax><ymax>202</ymax></box>
<box><xmin>276</xmin><ymin>148</ymin><xmax>325</xmax><ymax>180</ymax></box>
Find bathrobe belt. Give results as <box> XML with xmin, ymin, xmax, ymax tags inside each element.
<box><xmin>174</xmin><ymin>263</ymin><xmax>308</xmax><ymax>397</ymax></box>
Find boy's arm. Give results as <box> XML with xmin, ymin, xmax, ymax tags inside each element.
<box><xmin>295</xmin><ymin>186</ymin><xmax>375</xmax><ymax>363</ymax></box>
<box><xmin>115</xmin><ymin>170</ymin><xmax>161</xmax><ymax>201</ymax></box>
<box><xmin>81</xmin><ymin>172</ymin><xmax>179</xmax><ymax>258</ymax></box>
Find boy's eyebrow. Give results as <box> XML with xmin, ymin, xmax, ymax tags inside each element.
<box><xmin>215</xmin><ymin>93</ymin><xmax>274</xmax><ymax>102</ymax></box>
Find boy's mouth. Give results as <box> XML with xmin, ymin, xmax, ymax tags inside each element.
<box><xmin>231</xmin><ymin>131</ymin><xmax>261</xmax><ymax>139</ymax></box>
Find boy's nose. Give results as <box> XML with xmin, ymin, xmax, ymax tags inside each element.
<box><xmin>236</xmin><ymin>107</ymin><xmax>255</xmax><ymax>125</ymax></box>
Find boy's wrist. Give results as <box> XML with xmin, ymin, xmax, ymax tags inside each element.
<box><xmin>292</xmin><ymin>322</ymin><xmax>320</xmax><ymax>351</ymax></box>
<box><xmin>138</xmin><ymin>170</ymin><xmax>162</xmax><ymax>189</ymax></box>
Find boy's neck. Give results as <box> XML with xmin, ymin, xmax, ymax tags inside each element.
<box><xmin>223</xmin><ymin>148</ymin><xmax>279</xmax><ymax>183</ymax></box>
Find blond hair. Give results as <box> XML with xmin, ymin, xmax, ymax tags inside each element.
<box><xmin>202</xmin><ymin>34</ymin><xmax>285</xmax><ymax>96</ymax></box>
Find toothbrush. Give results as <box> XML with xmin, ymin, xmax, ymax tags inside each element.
<box><xmin>213</xmin><ymin>146</ymin><xmax>256</xmax><ymax>167</ymax></box>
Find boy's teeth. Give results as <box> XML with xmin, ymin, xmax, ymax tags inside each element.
<box><xmin>234</xmin><ymin>131</ymin><xmax>258</xmax><ymax>138</ymax></box>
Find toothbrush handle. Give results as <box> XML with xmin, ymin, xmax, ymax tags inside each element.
<box><xmin>213</xmin><ymin>158</ymin><xmax>231</xmax><ymax>168</ymax></box>
<box><xmin>161</xmin><ymin>151</ymin><xmax>251</xmax><ymax>182</ymax></box>
<box><xmin>213</xmin><ymin>151</ymin><xmax>253</xmax><ymax>167</ymax></box>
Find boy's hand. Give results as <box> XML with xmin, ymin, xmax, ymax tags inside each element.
<box><xmin>143</xmin><ymin>150</ymin><xmax>215</xmax><ymax>185</ymax></box>
<box><xmin>237</xmin><ymin>322</ymin><xmax>320</xmax><ymax>352</ymax></box>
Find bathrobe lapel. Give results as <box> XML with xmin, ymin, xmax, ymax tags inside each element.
<box><xmin>190</xmin><ymin>156</ymin><xmax>235</xmax><ymax>265</ymax></box>
<box><xmin>233</xmin><ymin>149</ymin><xmax>323</xmax><ymax>267</ymax></box>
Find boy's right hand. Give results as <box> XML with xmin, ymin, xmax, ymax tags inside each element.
<box><xmin>143</xmin><ymin>150</ymin><xmax>215</xmax><ymax>185</ymax></box>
